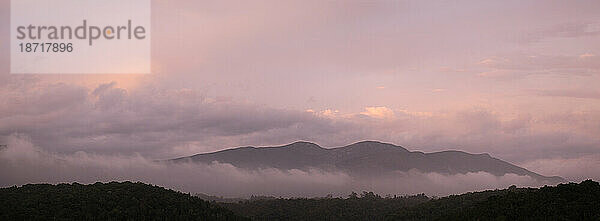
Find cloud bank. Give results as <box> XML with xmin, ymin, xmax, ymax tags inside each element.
<box><xmin>1</xmin><ymin>81</ymin><xmax>599</xmax><ymax>183</ymax></box>
<box><xmin>1</xmin><ymin>135</ymin><xmax>546</xmax><ymax>197</ymax></box>
<box><xmin>1</xmin><ymin>0</ymin><xmax>599</xmax><ymax>193</ymax></box>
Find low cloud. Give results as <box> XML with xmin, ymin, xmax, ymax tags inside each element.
<box><xmin>1</xmin><ymin>82</ymin><xmax>599</xmax><ymax>170</ymax></box>
<box><xmin>1</xmin><ymin>0</ymin><xmax>599</xmax><ymax>195</ymax></box>
<box><xmin>1</xmin><ymin>134</ymin><xmax>545</xmax><ymax>197</ymax></box>
<box><xmin>520</xmin><ymin>155</ymin><xmax>600</xmax><ymax>182</ymax></box>
<box><xmin>0</xmin><ymin>82</ymin><xmax>316</xmax><ymax>158</ymax></box>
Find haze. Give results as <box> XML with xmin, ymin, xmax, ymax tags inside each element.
<box><xmin>1</xmin><ymin>0</ymin><xmax>599</xmax><ymax>194</ymax></box>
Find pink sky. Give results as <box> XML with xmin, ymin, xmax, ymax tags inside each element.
<box><xmin>1</xmin><ymin>0</ymin><xmax>599</xmax><ymax>182</ymax></box>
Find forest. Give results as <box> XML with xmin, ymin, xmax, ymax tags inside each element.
<box><xmin>222</xmin><ymin>180</ymin><xmax>600</xmax><ymax>220</ymax></box>
<box><xmin>0</xmin><ymin>181</ymin><xmax>246</xmax><ymax>220</ymax></box>
<box><xmin>1</xmin><ymin>180</ymin><xmax>599</xmax><ymax>220</ymax></box>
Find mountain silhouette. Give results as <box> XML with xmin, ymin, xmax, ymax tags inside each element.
<box><xmin>172</xmin><ymin>141</ymin><xmax>564</xmax><ymax>183</ymax></box>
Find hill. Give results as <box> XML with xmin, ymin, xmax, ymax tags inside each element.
<box><xmin>221</xmin><ymin>180</ymin><xmax>600</xmax><ymax>220</ymax></box>
<box><xmin>0</xmin><ymin>182</ymin><xmax>247</xmax><ymax>221</ymax></box>
<box><xmin>2</xmin><ymin>180</ymin><xmax>598</xmax><ymax>220</ymax></box>
<box><xmin>173</xmin><ymin>141</ymin><xmax>564</xmax><ymax>183</ymax></box>
<box><xmin>389</xmin><ymin>180</ymin><xmax>600</xmax><ymax>220</ymax></box>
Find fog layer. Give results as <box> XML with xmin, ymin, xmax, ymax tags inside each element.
<box><xmin>1</xmin><ymin>134</ymin><xmax>544</xmax><ymax>197</ymax></box>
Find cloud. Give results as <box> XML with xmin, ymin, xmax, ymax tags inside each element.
<box><xmin>477</xmin><ymin>70</ymin><xmax>519</xmax><ymax>80</ymax></box>
<box><xmin>533</xmin><ymin>89</ymin><xmax>600</xmax><ymax>100</ymax></box>
<box><xmin>580</xmin><ymin>53</ymin><xmax>596</xmax><ymax>58</ymax></box>
<box><xmin>360</xmin><ymin>107</ymin><xmax>396</xmax><ymax>120</ymax></box>
<box><xmin>520</xmin><ymin>22</ymin><xmax>600</xmax><ymax>43</ymax></box>
<box><xmin>520</xmin><ymin>155</ymin><xmax>600</xmax><ymax>182</ymax></box>
<box><xmin>0</xmin><ymin>135</ymin><xmax>546</xmax><ymax>197</ymax></box>
<box><xmin>0</xmin><ymin>82</ymin><xmax>317</xmax><ymax>157</ymax></box>
<box><xmin>477</xmin><ymin>53</ymin><xmax>600</xmax><ymax>80</ymax></box>
<box><xmin>1</xmin><ymin>0</ymin><xmax>599</xmax><ymax>193</ymax></box>
<box><xmin>1</xmin><ymin>82</ymin><xmax>599</xmax><ymax>168</ymax></box>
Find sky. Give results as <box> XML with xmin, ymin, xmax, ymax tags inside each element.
<box><xmin>1</xmin><ymin>0</ymin><xmax>600</xmax><ymax>188</ymax></box>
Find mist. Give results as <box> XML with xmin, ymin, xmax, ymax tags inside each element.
<box><xmin>1</xmin><ymin>0</ymin><xmax>600</xmax><ymax>197</ymax></box>
<box><xmin>1</xmin><ymin>134</ymin><xmax>546</xmax><ymax>198</ymax></box>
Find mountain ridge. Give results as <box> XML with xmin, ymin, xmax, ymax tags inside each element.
<box><xmin>172</xmin><ymin>141</ymin><xmax>565</xmax><ymax>184</ymax></box>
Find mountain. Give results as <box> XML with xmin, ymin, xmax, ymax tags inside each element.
<box><xmin>172</xmin><ymin>141</ymin><xmax>564</xmax><ymax>183</ymax></box>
